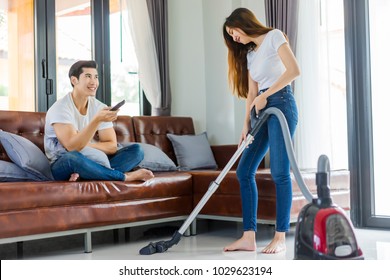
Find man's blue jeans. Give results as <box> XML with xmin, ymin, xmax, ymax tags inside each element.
<box><xmin>51</xmin><ymin>144</ymin><xmax>144</xmax><ymax>181</ymax></box>
<box><xmin>237</xmin><ymin>85</ymin><xmax>298</xmax><ymax>232</ymax></box>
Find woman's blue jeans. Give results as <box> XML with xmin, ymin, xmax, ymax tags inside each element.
<box><xmin>51</xmin><ymin>144</ymin><xmax>144</xmax><ymax>181</ymax></box>
<box><xmin>237</xmin><ymin>85</ymin><xmax>298</xmax><ymax>232</ymax></box>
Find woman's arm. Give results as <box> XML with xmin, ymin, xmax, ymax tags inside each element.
<box><xmin>246</xmin><ymin>74</ymin><xmax>258</xmax><ymax>124</ymax></box>
<box><xmin>238</xmin><ymin>73</ymin><xmax>258</xmax><ymax>146</ymax></box>
<box><xmin>251</xmin><ymin>42</ymin><xmax>300</xmax><ymax>111</ymax></box>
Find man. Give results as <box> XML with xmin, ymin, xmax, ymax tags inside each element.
<box><xmin>44</xmin><ymin>60</ymin><xmax>154</xmax><ymax>182</ymax></box>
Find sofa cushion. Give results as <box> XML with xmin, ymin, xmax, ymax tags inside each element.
<box><xmin>0</xmin><ymin>173</ymin><xmax>193</xmax><ymax>212</ymax></box>
<box><xmin>0</xmin><ymin>172</ymin><xmax>194</xmax><ymax>238</ymax></box>
<box><xmin>132</xmin><ymin>116</ymin><xmax>195</xmax><ymax>163</ymax></box>
<box><xmin>167</xmin><ymin>132</ymin><xmax>217</xmax><ymax>171</ymax></box>
<box><xmin>0</xmin><ymin>160</ymin><xmax>41</xmax><ymax>182</ymax></box>
<box><xmin>121</xmin><ymin>142</ymin><xmax>177</xmax><ymax>171</ymax></box>
<box><xmin>0</xmin><ymin>130</ymin><xmax>54</xmax><ymax>181</ymax></box>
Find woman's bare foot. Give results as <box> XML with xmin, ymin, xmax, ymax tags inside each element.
<box><xmin>261</xmin><ymin>231</ymin><xmax>286</xmax><ymax>254</ymax></box>
<box><xmin>124</xmin><ymin>168</ymin><xmax>154</xmax><ymax>182</ymax></box>
<box><xmin>223</xmin><ymin>231</ymin><xmax>256</xmax><ymax>252</ymax></box>
<box><xmin>69</xmin><ymin>173</ymin><xmax>79</xmax><ymax>182</ymax></box>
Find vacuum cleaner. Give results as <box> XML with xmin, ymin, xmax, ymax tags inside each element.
<box><xmin>294</xmin><ymin>155</ymin><xmax>364</xmax><ymax>259</ymax></box>
<box><xmin>139</xmin><ymin>107</ymin><xmax>364</xmax><ymax>260</ymax></box>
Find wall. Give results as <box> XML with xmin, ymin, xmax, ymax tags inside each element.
<box><xmin>168</xmin><ymin>0</ymin><xmax>265</xmax><ymax>144</ymax></box>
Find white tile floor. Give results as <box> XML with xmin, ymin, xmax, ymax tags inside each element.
<box><xmin>2</xmin><ymin>219</ymin><xmax>389</xmax><ymax>260</ymax></box>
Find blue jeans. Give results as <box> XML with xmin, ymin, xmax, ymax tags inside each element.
<box><xmin>51</xmin><ymin>144</ymin><xmax>144</xmax><ymax>181</ymax></box>
<box><xmin>237</xmin><ymin>85</ymin><xmax>298</xmax><ymax>232</ymax></box>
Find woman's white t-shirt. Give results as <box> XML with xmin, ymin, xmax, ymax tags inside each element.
<box><xmin>247</xmin><ymin>29</ymin><xmax>287</xmax><ymax>90</ymax></box>
<box><xmin>44</xmin><ymin>93</ymin><xmax>113</xmax><ymax>163</ymax></box>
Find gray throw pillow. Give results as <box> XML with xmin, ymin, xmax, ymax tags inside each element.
<box><xmin>0</xmin><ymin>160</ymin><xmax>41</xmax><ymax>182</ymax></box>
<box><xmin>0</xmin><ymin>130</ymin><xmax>54</xmax><ymax>181</ymax></box>
<box><xmin>80</xmin><ymin>146</ymin><xmax>111</xmax><ymax>168</ymax></box>
<box><xmin>121</xmin><ymin>142</ymin><xmax>177</xmax><ymax>172</ymax></box>
<box><xmin>167</xmin><ymin>132</ymin><xmax>217</xmax><ymax>171</ymax></box>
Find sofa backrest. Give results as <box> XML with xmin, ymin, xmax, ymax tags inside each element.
<box><xmin>0</xmin><ymin>111</ymin><xmax>137</xmax><ymax>158</ymax></box>
<box><xmin>132</xmin><ymin>116</ymin><xmax>195</xmax><ymax>163</ymax></box>
<box><xmin>103</xmin><ymin>115</ymin><xmax>136</xmax><ymax>144</ymax></box>
<box><xmin>0</xmin><ymin>110</ymin><xmax>195</xmax><ymax>165</ymax></box>
<box><xmin>0</xmin><ymin>110</ymin><xmax>46</xmax><ymax>162</ymax></box>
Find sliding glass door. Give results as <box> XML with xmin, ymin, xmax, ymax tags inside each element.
<box><xmin>1</xmin><ymin>0</ymin><xmax>142</xmax><ymax>114</ymax></box>
<box><xmin>0</xmin><ymin>0</ymin><xmax>35</xmax><ymax>111</ymax></box>
<box><xmin>55</xmin><ymin>0</ymin><xmax>92</xmax><ymax>100</ymax></box>
<box><xmin>1</xmin><ymin>0</ymin><xmax>140</xmax><ymax>113</ymax></box>
<box><xmin>344</xmin><ymin>0</ymin><xmax>390</xmax><ymax>228</ymax></box>
<box><xmin>369</xmin><ymin>0</ymin><xmax>390</xmax><ymax>218</ymax></box>
<box><xmin>0</xmin><ymin>0</ymin><xmax>93</xmax><ymax>112</ymax></box>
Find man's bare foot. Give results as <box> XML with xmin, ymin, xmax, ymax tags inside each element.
<box><xmin>124</xmin><ymin>168</ymin><xmax>154</xmax><ymax>182</ymax></box>
<box><xmin>223</xmin><ymin>231</ymin><xmax>256</xmax><ymax>252</ymax></box>
<box><xmin>261</xmin><ymin>231</ymin><xmax>286</xmax><ymax>254</ymax></box>
<box><xmin>69</xmin><ymin>173</ymin><xmax>79</xmax><ymax>182</ymax></box>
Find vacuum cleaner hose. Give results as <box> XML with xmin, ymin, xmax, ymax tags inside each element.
<box><xmin>251</xmin><ymin>107</ymin><xmax>314</xmax><ymax>202</ymax></box>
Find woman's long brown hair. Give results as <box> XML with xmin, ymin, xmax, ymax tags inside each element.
<box><xmin>223</xmin><ymin>8</ymin><xmax>273</xmax><ymax>99</ymax></box>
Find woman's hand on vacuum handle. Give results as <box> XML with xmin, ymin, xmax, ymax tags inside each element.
<box><xmin>238</xmin><ymin>123</ymin><xmax>251</xmax><ymax>148</ymax></box>
<box><xmin>250</xmin><ymin>95</ymin><xmax>267</xmax><ymax>115</ymax></box>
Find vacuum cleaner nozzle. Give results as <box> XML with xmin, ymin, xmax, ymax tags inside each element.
<box><xmin>139</xmin><ymin>230</ymin><xmax>182</xmax><ymax>255</ymax></box>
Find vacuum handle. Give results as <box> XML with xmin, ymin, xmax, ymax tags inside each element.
<box><xmin>316</xmin><ymin>155</ymin><xmax>332</xmax><ymax>203</ymax></box>
<box><xmin>249</xmin><ymin>108</ymin><xmax>269</xmax><ymax>137</ymax></box>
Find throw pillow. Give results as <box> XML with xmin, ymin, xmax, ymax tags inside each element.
<box><xmin>120</xmin><ymin>142</ymin><xmax>177</xmax><ymax>172</ymax></box>
<box><xmin>0</xmin><ymin>160</ymin><xmax>41</xmax><ymax>182</ymax></box>
<box><xmin>0</xmin><ymin>130</ymin><xmax>54</xmax><ymax>181</ymax></box>
<box><xmin>167</xmin><ymin>132</ymin><xmax>217</xmax><ymax>171</ymax></box>
<box><xmin>80</xmin><ymin>146</ymin><xmax>111</xmax><ymax>168</ymax></box>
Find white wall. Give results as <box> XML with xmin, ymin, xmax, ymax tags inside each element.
<box><xmin>168</xmin><ymin>0</ymin><xmax>265</xmax><ymax>145</ymax></box>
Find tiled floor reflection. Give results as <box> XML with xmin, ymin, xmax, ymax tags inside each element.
<box><xmin>1</xmin><ymin>220</ymin><xmax>389</xmax><ymax>260</ymax></box>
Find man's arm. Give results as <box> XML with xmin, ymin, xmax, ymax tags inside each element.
<box><xmin>88</xmin><ymin>127</ymin><xmax>118</xmax><ymax>155</ymax></box>
<box><xmin>53</xmin><ymin>108</ymin><xmax>117</xmax><ymax>153</ymax></box>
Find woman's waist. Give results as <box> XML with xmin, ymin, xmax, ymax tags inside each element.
<box><xmin>258</xmin><ymin>85</ymin><xmax>294</xmax><ymax>102</ymax></box>
<box><xmin>258</xmin><ymin>85</ymin><xmax>292</xmax><ymax>96</ymax></box>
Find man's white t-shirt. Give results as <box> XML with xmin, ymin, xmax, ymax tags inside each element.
<box><xmin>247</xmin><ymin>29</ymin><xmax>288</xmax><ymax>90</ymax></box>
<box><xmin>44</xmin><ymin>93</ymin><xmax>113</xmax><ymax>163</ymax></box>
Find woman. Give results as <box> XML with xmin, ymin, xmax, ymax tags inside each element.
<box><xmin>222</xmin><ymin>8</ymin><xmax>300</xmax><ymax>254</ymax></box>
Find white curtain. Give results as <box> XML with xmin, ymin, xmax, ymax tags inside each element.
<box><xmin>294</xmin><ymin>0</ymin><xmax>348</xmax><ymax>170</ymax></box>
<box><xmin>126</xmin><ymin>0</ymin><xmax>162</xmax><ymax>114</ymax></box>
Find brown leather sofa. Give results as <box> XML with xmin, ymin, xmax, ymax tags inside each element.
<box><xmin>0</xmin><ymin>110</ymin><xmax>350</xmax><ymax>253</ymax></box>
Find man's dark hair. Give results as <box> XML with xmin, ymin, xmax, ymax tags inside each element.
<box><xmin>68</xmin><ymin>60</ymin><xmax>98</xmax><ymax>86</ymax></box>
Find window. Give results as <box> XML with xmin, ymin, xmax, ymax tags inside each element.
<box><xmin>1</xmin><ymin>0</ymin><xmax>142</xmax><ymax>114</ymax></box>
<box><xmin>0</xmin><ymin>0</ymin><xmax>34</xmax><ymax>111</ymax></box>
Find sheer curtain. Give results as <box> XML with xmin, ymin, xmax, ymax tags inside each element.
<box><xmin>294</xmin><ymin>0</ymin><xmax>348</xmax><ymax>169</ymax></box>
<box><xmin>125</xmin><ymin>0</ymin><xmax>162</xmax><ymax>115</ymax></box>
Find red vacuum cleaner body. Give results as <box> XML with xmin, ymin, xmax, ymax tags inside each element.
<box><xmin>294</xmin><ymin>156</ymin><xmax>364</xmax><ymax>260</ymax></box>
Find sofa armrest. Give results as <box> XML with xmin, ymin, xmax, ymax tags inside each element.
<box><xmin>211</xmin><ymin>144</ymin><xmax>265</xmax><ymax>171</ymax></box>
